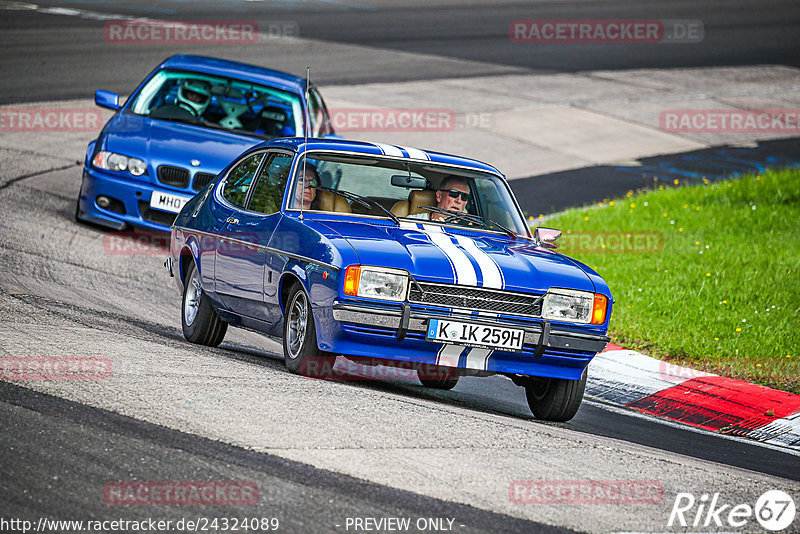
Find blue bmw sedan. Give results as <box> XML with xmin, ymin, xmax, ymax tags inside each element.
<box><xmin>76</xmin><ymin>55</ymin><xmax>334</xmax><ymax>231</ymax></box>
<box><xmin>167</xmin><ymin>138</ymin><xmax>612</xmax><ymax>421</ymax></box>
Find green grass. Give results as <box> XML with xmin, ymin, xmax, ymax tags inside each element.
<box><xmin>542</xmin><ymin>168</ymin><xmax>800</xmax><ymax>394</ymax></box>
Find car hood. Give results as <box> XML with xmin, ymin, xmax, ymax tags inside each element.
<box><xmin>100</xmin><ymin>114</ymin><xmax>261</xmax><ymax>178</ymax></box>
<box><xmin>314</xmin><ymin>218</ymin><xmax>595</xmax><ymax>294</ymax></box>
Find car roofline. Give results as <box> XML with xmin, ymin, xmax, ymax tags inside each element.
<box><xmin>157</xmin><ymin>54</ymin><xmax>307</xmax><ymax>94</ymax></box>
<box><xmin>258</xmin><ymin>138</ymin><xmax>506</xmax><ymax>178</ymax></box>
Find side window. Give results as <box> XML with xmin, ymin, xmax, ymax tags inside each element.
<box><xmin>308</xmin><ymin>87</ymin><xmax>332</xmax><ymax>137</ymax></box>
<box><xmin>248</xmin><ymin>153</ymin><xmax>293</xmax><ymax>214</ymax></box>
<box><xmin>222</xmin><ymin>153</ymin><xmax>264</xmax><ymax>208</ymax></box>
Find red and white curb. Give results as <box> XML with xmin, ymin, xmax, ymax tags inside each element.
<box><xmin>587</xmin><ymin>344</ymin><xmax>800</xmax><ymax>450</ymax></box>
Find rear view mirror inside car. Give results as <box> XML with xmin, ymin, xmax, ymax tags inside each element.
<box><xmin>391</xmin><ymin>174</ymin><xmax>426</xmax><ymax>189</ymax></box>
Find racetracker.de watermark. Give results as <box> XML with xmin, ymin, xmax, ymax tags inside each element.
<box><xmin>330</xmin><ymin>108</ymin><xmax>457</xmax><ymax>132</ymax></box>
<box><xmin>104</xmin><ymin>481</ymin><xmax>258</xmax><ymax>505</ymax></box>
<box><xmin>509</xmin><ymin>19</ymin><xmax>703</xmax><ymax>43</ymax></box>
<box><xmin>104</xmin><ymin>231</ymin><xmax>280</xmax><ymax>256</ymax></box>
<box><xmin>509</xmin><ymin>480</ymin><xmax>664</xmax><ymax>504</ymax></box>
<box><xmin>104</xmin><ymin>20</ymin><xmax>298</xmax><ymax>44</ymax></box>
<box><xmin>559</xmin><ymin>231</ymin><xmax>664</xmax><ymax>254</ymax></box>
<box><xmin>660</xmin><ymin>109</ymin><xmax>800</xmax><ymax>133</ymax></box>
<box><xmin>1</xmin><ymin>357</ymin><xmax>111</xmax><ymax>381</ymax></box>
<box><xmin>0</xmin><ymin>108</ymin><xmax>103</xmax><ymax>132</ymax></box>
<box><xmin>658</xmin><ymin>360</ymin><xmax>715</xmax><ymax>383</ymax></box>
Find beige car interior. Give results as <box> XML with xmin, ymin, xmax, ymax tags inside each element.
<box><xmin>316</xmin><ymin>189</ymin><xmax>352</xmax><ymax>213</ymax></box>
<box><xmin>390</xmin><ymin>189</ymin><xmax>437</xmax><ymax>217</ymax></box>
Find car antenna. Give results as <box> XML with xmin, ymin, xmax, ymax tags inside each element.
<box><xmin>300</xmin><ymin>65</ymin><xmax>310</xmax><ymax>221</ymax></box>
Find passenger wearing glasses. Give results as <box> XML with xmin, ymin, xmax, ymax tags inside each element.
<box><xmin>408</xmin><ymin>176</ymin><xmax>471</xmax><ymax>222</ymax></box>
<box><xmin>293</xmin><ymin>164</ymin><xmax>320</xmax><ymax>210</ymax></box>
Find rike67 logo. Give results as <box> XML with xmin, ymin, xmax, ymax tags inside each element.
<box><xmin>668</xmin><ymin>490</ymin><xmax>796</xmax><ymax>531</ymax></box>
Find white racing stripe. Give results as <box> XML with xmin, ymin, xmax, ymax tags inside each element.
<box><xmin>464</xmin><ymin>348</ymin><xmax>493</xmax><ymax>370</ymax></box>
<box><xmin>436</xmin><ymin>344</ymin><xmax>463</xmax><ymax>368</ymax></box>
<box><xmin>454</xmin><ymin>235</ymin><xmax>503</xmax><ymax>289</ymax></box>
<box><xmin>400</xmin><ymin>221</ymin><xmax>456</xmax><ymax>282</ymax></box>
<box><xmin>401</xmin><ymin>146</ymin><xmax>429</xmax><ymax>160</ymax></box>
<box><xmin>423</xmin><ymin>225</ymin><xmax>477</xmax><ymax>286</ymax></box>
<box><xmin>373</xmin><ymin>142</ymin><xmax>404</xmax><ymax>157</ymax></box>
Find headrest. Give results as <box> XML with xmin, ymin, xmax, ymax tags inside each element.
<box><xmin>408</xmin><ymin>189</ymin><xmax>437</xmax><ymax>215</ymax></box>
<box><xmin>316</xmin><ymin>190</ymin><xmax>351</xmax><ymax>213</ymax></box>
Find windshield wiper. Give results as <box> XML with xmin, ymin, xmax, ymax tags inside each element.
<box><xmin>317</xmin><ymin>186</ymin><xmax>400</xmax><ymax>225</ymax></box>
<box><xmin>417</xmin><ymin>206</ymin><xmax>518</xmax><ymax>239</ymax></box>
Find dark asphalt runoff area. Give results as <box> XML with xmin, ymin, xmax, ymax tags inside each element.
<box><xmin>510</xmin><ymin>137</ymin><xmax>800</xmax><ymax>216</ymax></box>
<box><xmin>2</xmin><ymin>0</ymin><xmax>800</xmax><ymax>103</ymax></box>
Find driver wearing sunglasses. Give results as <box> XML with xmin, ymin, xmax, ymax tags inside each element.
<box><xmin>408</xmin><ymin>176</ymin><xmax>471</xmax><ymax>222</ymax></box>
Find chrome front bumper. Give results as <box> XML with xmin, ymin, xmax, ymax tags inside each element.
<box><xmin>332</xmin><ymin>303</ymin><xmax>610</xmax><ymax>355</ymax></box>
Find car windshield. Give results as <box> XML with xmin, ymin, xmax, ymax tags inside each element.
<box><xmin>289</xmin><ymin>152</ymin><xmax>530</xmax><ymax>237</ymax></box>
<box><xmin>128</xmin><ymin>69</ymin><xmax>303</xmax><ymax>139</ymax></box>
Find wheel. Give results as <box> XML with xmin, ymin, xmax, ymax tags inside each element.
<box><xmin>525</xmin><ymin>369</ymin><xmax>587</xmax><ymax>422</ymax></box>
<box><xmin>181</xmin><ymin>262</ymin><xmax>227</xmax><ymax>346</ymax></box>
<box><xmin>282</xmin><ymin>284</ymin><xmax>333</xmax><ymax>377</ymax></box>
<box><xmin>417</xmin><ymin>363</ymin><xmax>459</xmax><ymax>390</ymax></box>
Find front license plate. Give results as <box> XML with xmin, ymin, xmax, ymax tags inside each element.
<box><xmin>426</xmin><ymin>319</ymin><xmax>524</xmax><ymax>352</ymax></box>
<box><xmin>149</xmin><ymin>190</ymin><xmax>192</xmax><ymax>213</ymax></box>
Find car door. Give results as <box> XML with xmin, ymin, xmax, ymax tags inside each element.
<box><xmin>215</xmin><ymin>150</ymin><xmax>293</xmax><ymax>323</ymax></box>
<box><xmin>213</xmin><ymin>151</ymin><xmax>265</xmax><ymax>314</ymax></box>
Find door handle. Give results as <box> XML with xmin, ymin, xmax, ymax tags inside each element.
<box><xmin>226</xmin><ymin>217</ymin><xmax>239</xmax><ymax>225</ymax></box>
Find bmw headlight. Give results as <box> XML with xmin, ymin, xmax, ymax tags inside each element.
<box><xmin>543</xmin><ymin>289</ymin><xmax>602</xmax><ymax>324</ymax></box>
<box><xmin>93</xmin><ymin>151</ymin><xmax>147</xmax><ymax>176</ymax></box>
<box><xmin>343</xmin><ymin>266</ymin><xmax>409</xmax><ymax>302</ymax></box>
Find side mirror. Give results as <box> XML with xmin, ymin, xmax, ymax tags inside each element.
<box><xmin>95</xmin><ymin>90</ymin><xmax>120</xmax><ymax>111</ymax></box>
<box><xmin>391</xmin><ymin>174</ymin><xmax>426</xmax><ymax>189</ymax></box>
<box><xmin>534</xmin><ymin>227</ymin><xmax>562</xmax><ymax>249</ymax></box>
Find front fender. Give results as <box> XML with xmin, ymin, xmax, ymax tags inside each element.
<box><xmin>85</xmin><ymin>140</ymin><xmax>96</xmax><ymax>166</ymax></box>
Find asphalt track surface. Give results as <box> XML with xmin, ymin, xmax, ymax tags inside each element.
<box><xmin>2</xmin><ymin>0</ymin><xmax>800</xmax><ymax>103</ymax></box>
<box><xmin>2</xmin><ymin>1</ymin><xmax>800</xmax><ymax>533</ymax></box>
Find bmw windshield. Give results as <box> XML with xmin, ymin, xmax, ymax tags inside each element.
<box><xmin>127</xmin><ymin>69</ymin><xmax>304</xmax><ymax>139</ymax></box>
<box><xmin>289</xmin><ymin>152</ymin><xmax>531</xmax><ymax>238</ymax></box>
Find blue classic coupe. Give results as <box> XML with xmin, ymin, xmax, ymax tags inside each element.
<box><xmin>167</xmin><ymin>138</ymin><xmax>612</xmax><ymax>421</ymax></box>
<box><xmin>76</xmin><ymin>55</ymin><xmax>334</xmax><ymax>231</ymax></box>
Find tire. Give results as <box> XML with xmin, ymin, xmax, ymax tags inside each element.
<box><xmin>282</xmin><ymin>284</ymin><xmax>333</xmax><ymax>377</ymax></box>
<box><xmin>417</xmin><ymin>363</ymin><xmax>459</xmax><ymax>390</ymax></box>
<box><xmin>181</xmin><ymin>262</ymin><xmax>227</xmax><ymax>346</ymax></box>
<box><xmin>525</xmin><ymin>369</ymin><xmax>587</xmax><ymax>422</ymax></box>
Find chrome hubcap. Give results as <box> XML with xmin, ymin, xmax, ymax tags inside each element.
<box><xmin>286</xmin><ymin>292</ymin><xmax>308</xmax><ymax>359</ymax></box>
<box><xmin>184</xmin><ymin>272</ymin><xmax>202</xmax><ymax>326</ymax></box>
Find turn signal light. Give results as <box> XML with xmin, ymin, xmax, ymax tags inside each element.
<box><xmin>591</xmin><ymin>294</ymin><xmax>608</xmax><ymax>325</ymax></box>
<box><xmin>343</xmin><ymin>265</ymin><xmax>361</xmax><ymax>296</ymax></box>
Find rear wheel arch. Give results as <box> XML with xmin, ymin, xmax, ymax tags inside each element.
<box><xmin>179</xmin><ymin>247</ymin><xmax>195</xmax><ymax>284</ymax></box>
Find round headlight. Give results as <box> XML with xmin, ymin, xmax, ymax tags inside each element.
<box><xmin>128</xmin><ymin>158</ymin><xmax>146</xmax><ymax>176</ymax></box>
<box><xmin>106</xmin><ymin>153</ymin><xmax>128</xmax><ymax>172</ymax></box>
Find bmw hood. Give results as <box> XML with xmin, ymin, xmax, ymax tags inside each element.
<box><xmin>315</xmin><ymin>218</ymin><xmax>595</xmax><ymax>294</ymax></box>
<box><xmin>100</xmin><ymin>114</ymin><xmax>260</xmax><ymax>180</ymax></box>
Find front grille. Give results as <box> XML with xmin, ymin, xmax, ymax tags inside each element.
<box><xmin>138</xmin><ymin>201</ymin><xmax>177</xmax><ymax>226</ymax></box>
<box><xmin>408</xmin><ymin>282</ymin><xmax>543</xmax><ymax>317</ymax></box>
<box><xmin>157</xmin><ymin>165</ymin><xmax>190</xmax><ymax>188</ymax></box>
<box><xmin>192</xmin><ymin>172</ymin><xmax>216</xmax><ymax>191</ymax></box>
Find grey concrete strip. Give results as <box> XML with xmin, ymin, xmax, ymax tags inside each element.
<box><xmin>321</xmin><ymin>64</ymin><xmax>800</xmax><ymax>178</ymax></box>
<box><xmin>3</xmin><ymin>65</ymin><xmax>798</xmax><ymax>182</ymax></box>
